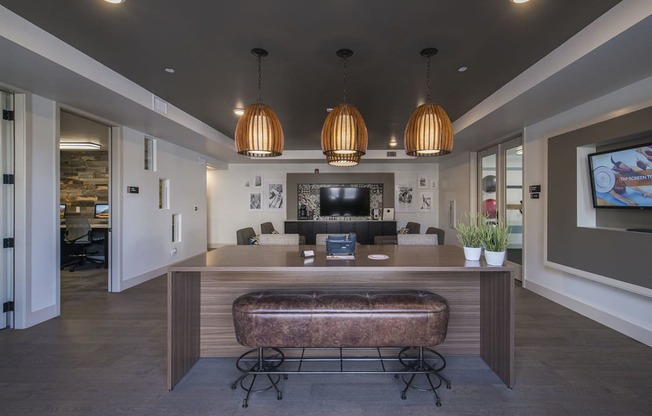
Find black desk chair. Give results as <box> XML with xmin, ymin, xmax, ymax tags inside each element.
<box><xmin>61</xmin><ymin>216</ymin><xmax>105</xmax><ymax>271</ymax></box>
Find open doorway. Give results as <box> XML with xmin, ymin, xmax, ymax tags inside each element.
<box><xmin>59</xmin><ymin>110</ymin><xmax>111</xmax><ymax>300</ymax></box>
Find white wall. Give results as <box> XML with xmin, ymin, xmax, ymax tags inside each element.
<box><xmin>14</xmin><ymin>93</ymin><xmax>60</xmax><ymax>328</ymax></box>
<box><xmin>437</xmin><ymin>151</ymin><xmax>476</xmax><ymax>247</ymax></box>
<box><xmin>207</xmin><ymin>163</ymin><xmax>439</xmax><ymax>245</ymax></box>
<box><xmin>112</xmin><ymin>126</ymin><xmax>208</xmax><ymax>291</ymax></box>
<box><xmin>523</xmin><ymin>75</ymin><xmax>652</xmax><ymax>346</ymax></box>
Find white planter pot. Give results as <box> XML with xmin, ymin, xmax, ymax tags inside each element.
<box><xmin>463</xmin><ymin>246</ymin><xmax>482</xmax><ymax>261</ymax></box>
<box><xmin>484</xmin><ymin>250</ymin><xmax>506</xmax><ymax>266</ymax></box>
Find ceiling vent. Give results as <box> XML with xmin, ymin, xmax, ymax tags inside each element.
<box><xmin>152</xmin><ymin>94</ymin><xmax>168</xmax><ymax>115</ymax></box>
<box><xmin>386</xmin><ymin>151</ymin><xmax>397</xmax><ymax>157</ymax></box>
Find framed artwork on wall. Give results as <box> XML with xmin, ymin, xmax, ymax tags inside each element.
<box><xmin>396</xmin><ymin>183</ymin><xmax>416</xmax><ymax>213</ymax></box>
<box><xmin>266</xmin><ymin>182</ymin><xmax>285</xmax><ymax>211</ymax></box>
<box><xmin>418</xmin><ymin>172</ymin><xmax>429</xmax><ymax>189</ymax></box>
<box><xmin>418</xmin><ymin>191</ymin><xmax>434</xmax><ymax>212</ymax></box>
<box><xmin>248</xmin><ymin>192</ymin><xmax>262</xmax><ymax>211</ymax></box>
<box><xmin>253</xmin><ymin>172</ymin><xmax>263</xmax><ymax>188</ymax></box>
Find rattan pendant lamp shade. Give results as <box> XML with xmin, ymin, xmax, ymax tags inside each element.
<box><xmin>321</xmin><ymin>49</ymin><xmax>367</xmax><ymax>167</ymax></box>
<box><xmin>235</xmin><ymin>48</ymin><xmax>284</xmax><ymax>157</ymax></box>
<box><xmin>404</xmin><ymin>48</ymin><xmax>453</xmax><ymax>156</ymax></box>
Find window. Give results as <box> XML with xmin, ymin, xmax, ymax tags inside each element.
<box><xmin>172</xmin><ymin>214</ymin><xmax>182</xmax><ymax>242</ymax></box>
<box><xmin>159</xmin><ymin>178</ymin><xmax>170</xmax><ymax>209</ymax></box>
<box><xmin>144</xmin><ymin>137</ymin><xmax>156</xmax><ymax>171</ymax></box>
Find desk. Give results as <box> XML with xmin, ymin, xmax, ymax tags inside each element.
<box><xmin>167</xmin><ymin>245</ymin><xmax>514</xmax><ymax>390</ymax></box>
<box><xmin>60</xmin><ymin>223</ymin><xmax>109</xmax><ymax>268</ymax></box>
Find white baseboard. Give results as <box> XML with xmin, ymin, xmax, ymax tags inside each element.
<box><xmin>524</xmin><ymin>280</ymin><xmax>652</xmax><ymax>347</ymax></box>
<box><xmin>116</xmin><ymin>266</ymin><xmax>168</xmax><ymax>292</ymax></box>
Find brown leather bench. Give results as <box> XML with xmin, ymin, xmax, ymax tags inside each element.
<box><xmin>231</xmin><ymin>289</ymin><xmax>450</xmax><ymax>407</ymax></box>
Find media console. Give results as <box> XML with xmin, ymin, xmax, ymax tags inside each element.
<box><xmin>284</xmin><ymin>220</ymin><xmax>397</xmax><ymax>244</ymax></box>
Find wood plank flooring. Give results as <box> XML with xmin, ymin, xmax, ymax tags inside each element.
<box><xmin>0</xmin><ymin>270</ymin><xmax>650</xmax><ymax>415</ymax></box>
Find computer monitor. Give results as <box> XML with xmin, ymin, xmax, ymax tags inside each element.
<box><xmin>60</xmin><ymin>204</ymin><xmax>67</xmax><ymax>219</ymax></box>
<box><xmin>94</xmin><ymin>203</ymin><xmax>109</xmax><ymax>220</ymax></box>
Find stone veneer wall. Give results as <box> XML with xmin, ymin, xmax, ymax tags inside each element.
<box><xmin>60</xmin><ymin>150</ymin><xmax>109</xmax><ymax>218</ymax></box>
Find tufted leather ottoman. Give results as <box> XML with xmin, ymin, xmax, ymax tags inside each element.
<box><xmin>232</xmin><ymin>290</ymin><xmax>449</xmax><ymax>348</ymax></box>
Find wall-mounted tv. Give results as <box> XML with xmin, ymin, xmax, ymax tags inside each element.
<box><xmin>94</xmin><ymin>203</ymin><xmax>110</xmax><ymax>219</ymax></box>
<box><xmin>319</xmin><ymin>187</ymin><xmax>370</xmax><ymax>217</ymax></box>
<box><xmin>588</xmin><ymin>141</ymin><xmax>652</xmax><ymax>209</ymax></box>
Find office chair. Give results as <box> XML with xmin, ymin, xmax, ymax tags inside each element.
<box><xmin>426</xmin><ymin>227</ymin><xmax>446</xmax><ymax>245</ymax></box>
<box><xmin>61</xmin><ymin>216</ymin><xmax>105</xmax><ymax>271</ymax></box>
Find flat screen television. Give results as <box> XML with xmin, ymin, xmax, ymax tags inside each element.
<box><xmin>59</xmin><ymin>204</ymin><xmax>67</xmax><ymax>219</ymax></box>
<box><xmin>319</xmin><ymin>187</ymin><xmax>370</xmax><ymax>217</ymax></box>
<box><xmin>588</xmin><ymin>141</ymin><xmax>652</xmax><ymax>209</ymax></box>
<box><xmin>94</xmin><ymin>203</ymin><xmax>110</xmax><ymax>219</ymax></box>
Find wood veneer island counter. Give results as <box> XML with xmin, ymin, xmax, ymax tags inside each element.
<box><xmin>167</xmin><ymin>245</ymin><xmax>514</xmax><ymax>390</ymax></box>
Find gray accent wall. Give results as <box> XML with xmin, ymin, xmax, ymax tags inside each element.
<box><xmin>286</xmin><ymin>173</ymin><xmax>395</xmax><ymax>220</ymax></box>
<box><xmin>547</xmin><ymin>106</ymin><xmax>652</xmax><ymax>290</ymax></box>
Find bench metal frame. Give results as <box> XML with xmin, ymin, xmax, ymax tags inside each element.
<box><xmin>231</xmin><ymin>346</ymin><xmax>451</xmax><ymax>408</ymax></box>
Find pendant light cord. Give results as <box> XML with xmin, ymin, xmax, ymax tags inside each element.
<box><xmin>426</xmin><ymin>55</ymin><xmax>431</xmax><ymax>103</ymax></box>
<box><xmin>342</xmin><ymin>56</ymin><xmax>348</xmax><ymax>103</ymax></box>
<box><xmin>257</xmin><ymin>54</ymin><xmax>263</xmax><ymax>103</ymax></box>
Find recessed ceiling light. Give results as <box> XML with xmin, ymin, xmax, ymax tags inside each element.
<box><xmin>458</xmin><ymin>66</ymin><xmax>468</xmax><ymax>73</ymax></box>
<box><xmin>104</xmin><ymin>0</ymin><xmax>126</xmax><ymax>4</ymax></box>
<box><xmin>326</xmin><ymin>107</ymin><xmax>333</xmax><ymax>113</ymax></box>
<box><xmin>233</xmin><ymin>108</ymin><xmax>245</xmax><ymax>116</ymax></box>
<box><xmin>164</xmin><ymin>67</ymin><xmax>175</xmax><ymax>74</ymax></box>
<box><xmin>511</xmin><ymin>0</ymin><xmax>530</xmax><ymax>3</ymax></box>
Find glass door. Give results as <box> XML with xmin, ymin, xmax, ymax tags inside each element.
<box><xmin>477</xmin><ymin>137</ymin><xmax>524</xmax><ymax>268</ymax></box>
<box><xmin>503</xmin><ymin>138</ymin><xmax>523</xmax><ymax>265</ymax></box>
<box><xmin>1</xmin><ymin>90</ymin><xmax>15</xmax><ymax>329</ymax></box>
<box><xmin>478</xmin><ymin>146</ymin><xmax>499</xmax><ymax>224</ymax></box>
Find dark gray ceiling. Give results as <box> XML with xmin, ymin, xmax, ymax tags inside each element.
<box><xmin>0</xmin><ymin>0</ymin><xmax>624</xmax><ymax>154</ymax></box>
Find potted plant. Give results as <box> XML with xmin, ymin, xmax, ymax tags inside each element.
<box><xmin>456</xmin><ymin>213</ymin><xmax>484</xmax><ymax>261</ymax></box>
<box><xmin>480</xmin><ymin>220</ymin><xmax>510</xmax><ymax>266</ymax></box>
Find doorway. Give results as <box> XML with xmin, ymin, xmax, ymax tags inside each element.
<box><xmin>1</xmin><ymin>90</ymin><xmax>15</xmax><ymax>328</ymax></box>
<box><xmin>477</xmin><ymin>137</ymin><xmax>523</xmax><ymax>267</ymax></box>
<box><xmin>59</xmin><ymin>110</ymin><xmax>111</xmax><ymax>298</ymax></box>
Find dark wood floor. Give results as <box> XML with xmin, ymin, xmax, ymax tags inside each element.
<box><xmin>0</xmin><ymin>269</ymin><xmax>650</xmax><ymax>415</ymax></box>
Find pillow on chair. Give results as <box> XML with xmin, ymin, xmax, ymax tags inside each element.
<box><xmin>398</xmin><ymin>227</ymin><xmax>410</xmax><ymax>234</ymax></box>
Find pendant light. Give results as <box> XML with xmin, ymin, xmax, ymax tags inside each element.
<box><xmin>235</xmin><ymin>48</ymin><xmax>284</xmax><ymax>157</ymax></box>
<box><xmin>404</xmin><ymin>48</ymin><xmax>453</xmax><ymax>156</ymax></box>
<box><xmin>321</xmin><ymin>49</ymin><xmax>367</xmax><ymax>167</ymax></box>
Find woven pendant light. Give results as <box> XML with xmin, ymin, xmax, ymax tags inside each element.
<box><xmin>404</xmin><ymin>48</ymin><xmax>453</xmax><ymax>156</ymax></box>
<box><xmin>321</xmin><ymin>49</ymin><xmax>367</xmax><ymax>166</ymax></box>
<box><xmin>235</xmin><ymin>48</ymin><xmax>284</xmax><ymax>157</ymax></box>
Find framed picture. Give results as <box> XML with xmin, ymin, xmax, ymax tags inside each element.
<box><xmin>395</xmin><ymin>183</ymin><xmax>416</xmax><ymax>213</ymax></box>
<box><xmin>418</xmin><ymin>172</ymin><xmax>429</xmax><ymax>189</ymax></box>
<box><xmin>248</xmin><ymin>192</ymin><xmax>262</xmax><ymax>211</ymax></box>
<box><xmin>418</xmin><ymin>191</ymin><xmax>434</xmax><ymax>212</ymax></box>
<box><xmin>253</xmin><ymin>172</ymin><xmax>263</xmax><ymax>188</ymax></box>
<box><xmin>266</xmin><ymin>182</ymin><xmax>285</xmax><ymax>211</ymax></box>
<box><xmin>244</xmin><ymin>179</ymin><xmax>251</xmax><ymax>188</ymax></box>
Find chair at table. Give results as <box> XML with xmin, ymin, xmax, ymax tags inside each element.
<box><xmin>61</xmin><ymin>216</ymin><xmax>105</xmax><ymax>271</ymax></box>
<box><xmin>260</xmin><ymin>222</ymin><xmax>306</xmax><ymax>244</ymax></box>
<box><xmin>260</xmin><ymin>222</ymin><xmax>276</xmax><ymax>234</ymax></box>
<box><xmin>397</xmin><ymin>234</ymin><xmax>439</xmax><ymax>245</ymax></box>
<box><xmin>236</xmin><ymin>227</ymin><xmax>257</xmax><ymax>245</ymax></box>
<box><xmin>374</xmin><ymin>221</ymin><xmax>422</xmax><ymax>245</ymax></box>
<box><xmin>258</xmin><ymin>234</ymin><xmax>300</xmax><ymax>245</ymax></box>
<box><xmin>426</xmin><ymin>227</ymin><xmax>445</xmax><ymax>245</ymax></box>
